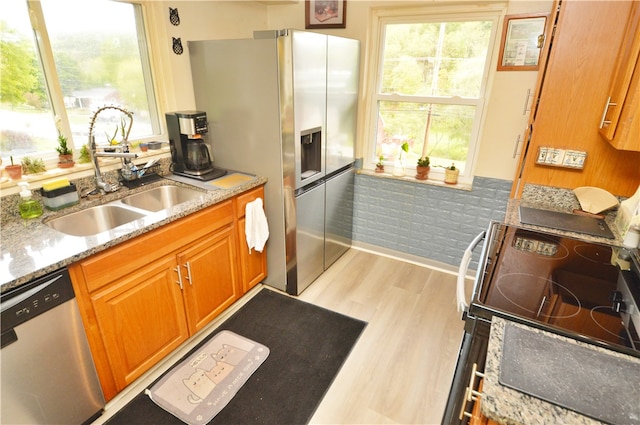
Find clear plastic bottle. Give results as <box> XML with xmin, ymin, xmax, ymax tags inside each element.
<box><xmin>18</xmin><ymin>182</ymin><xmax>43</xmax><ymax>219</ymax></box>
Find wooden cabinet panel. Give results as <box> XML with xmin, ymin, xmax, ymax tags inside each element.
<box><xmin>237</xmin><ymin>216</ymin><xmax>268</xmax><ymax>292</ymax></box>
<box><xmin>78</xmin><ymin>200</ymin><xmax>233</xmax><ymax>293</ymax></box>
<box><xmin>92</xmin><ymin>256</ymin><xmax>188</xmax><ymax>390</ymax></box>
<box><xmin>599</xmin><ymin>2</ymin><xmax>640</xmax><ymax>151</ymax></box>
<box><xmin>513</xmin><ymin>0</ymin><xmax>640</xmax><ymax>198</ymax></box>
<box><xmin>70</xmin><ymin>197</ymin><xmax>247</xmax><ymax>401</ymax></box>
<box><xmin>235</xmin><ymin>185</ymin><xmax>268</xmax><ymax>293</ymax></box>
<box><xmin>180</xmin><ymin>225</ymin><xmax>239</xmax><ymax>334</ymax></box>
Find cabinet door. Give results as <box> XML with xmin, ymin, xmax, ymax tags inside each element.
<box><xmin>179</xmin><ymin>225</ymin><xmax>239</xmax><ymax>334</ymax></box>
<box><xmin>92</xmin><ymin>256</ymin><xmax>188</xmax><ymax>391</ymax></box>
<box><xmin>237</xmin><ymin>216</ymin><xmax>267</xmax><ymax>293</ymax></box>
<box><xmin>598</xmin><ymin>2</ymin><xmax>640</xmax><ymax>151</ymax></box>
<box><xmin>512</xmin><ymin>0</ymin><xmax>640</xmax><ymax>198</ymax></box>
<box><xmin>236</xmin><ymin>186</ymin><xmax>268</xmax><ymax>294</ymax></box>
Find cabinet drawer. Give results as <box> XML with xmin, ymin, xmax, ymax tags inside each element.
<box><xmin>78</xmin><ymin>200</ymin><xmax>233</xmax><ymax>293</ymax></box>
<box><xmin>236</xmin><ymin>185</ymin><xmax>265</xmax><ymax>219</ymax></box>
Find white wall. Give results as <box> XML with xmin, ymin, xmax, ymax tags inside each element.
<box><xmin>147</xmin><ymin>0</ymin><xmax>552</xmax><ymax>181</ymax></box>
<box><xmin>144</xmin><ymin>1</ymin><xmax>270</xmax><ymax>112</ymax></box>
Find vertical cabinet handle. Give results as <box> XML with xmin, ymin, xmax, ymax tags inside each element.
<box><xmin>536</xmin><ymin>295</ymin><xmax>548</xmax><ymax>318</ymax></box>
<box><xmin>599</xmin><ymin>96</ymin><xmax>617</xmax><ymax>128</ymax></box>
<box><xmin>184</xmin><ymin>261</ymin><xmax>193</xmax><ymax>286</ymax></box>
<box><xmin>174</xmin><ymin>266</ymin><xmax>183</xmax><ymax>290</ymax></box>
<box><xmin>522</xmin><ymin>88</ymin><xmax>532</xmax><ymax>115</ymax></box>
<box><xmin>512</xmin><ymin>134</ymin><xmax>522</xmax><ymax>159</ymax></box>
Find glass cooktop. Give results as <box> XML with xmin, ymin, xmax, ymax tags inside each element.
<box><xmin>470</xmin><ymin>222</ymin><xmax>640</xmax><ymax>357</ymax></box>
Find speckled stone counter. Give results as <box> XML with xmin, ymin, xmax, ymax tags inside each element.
<box><xmin>505</xmin><ymin>184</ymin><xmax>625</xmax><ymax>246</ymax></box>
<box><xmin>0</xmin><ymin>171</ymin><xmax>267</xmax><ymax>293</ymax></box>
<box><xmin>482</xmin><ymin>317</ymin><xmax>640</xmax><ymax>425</ymax></box>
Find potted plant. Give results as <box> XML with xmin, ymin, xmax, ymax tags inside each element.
<box><xmin>416</xmin><ymin>156</ymin><xmax>430</xmax><ymax>180</ymax></box>
<box><xmin>392</xmin><ymin>141</ymin><xmax>410</xmax><ymax>177</ymax></box>
<box><xmin>443</xmin><ymin>163</ymin><xmax>459</xmax><ymax>184</ymax></box>
<box><xmin>21</xmin><ymin>157</ymin><xmax>46</xmax><ymax>174</ymax></box>
<box><xmin>56</xmin><ymin>131</ymin><xmax>75</xmax><ymax>168</ymax></box>
<box><xmin>79</xmin><ymin>144</ymin><xmax>91</xmax><ymax>164</ymax></box>
<box><xmin>5</xmin><ymin>156</ymin><xmax>22</xmax><ymax>180</ymax></box>
<box><xmin>375</xmin><ymin>155</ymin><xmax>385</xmax><ymax>173</ymax></box>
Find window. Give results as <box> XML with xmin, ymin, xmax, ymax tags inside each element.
<box><xmin>365</xmin><ymin>7</ymin><xmax>500</xmax><ymax>183</ymax></box>
<box><xmin>0</xmin><ymin>0</ymin><xmax>159</xmax><ymax>167</ymax></box>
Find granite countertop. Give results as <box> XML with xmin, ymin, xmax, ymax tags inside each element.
<box><xmin>505</xmin><ymin>185</ymin><xmax>625</xmax><ymax>247</ymax></box>
<box><xmin>0</xmin><ymin>171</ymin><xmax>267</xmax><ymax>293</ymax></box>
<box><xmin>482</xmin><ymin>317</ymin><xmax>640</xmax><ymax>425</ymax></box>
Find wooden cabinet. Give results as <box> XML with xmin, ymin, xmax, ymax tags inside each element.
<box><xmin>91</xmin><ymin>256</ymin><xmax>188</xmax><ymax>391</ymax></box>
<box><xmin>512</xmin><ymin>0</ymin><xmax>640</xmax><ymax>198</ymax></box>
<box><xmin>598</xmin><ymin>2</ymin><xmax>640</xmax><ymax>151</ymax></box>
<box><xmin>235</xmin><ymin>186</ymin><xmax>267</xmax><ymax>293</ymax></box>
<box><xmin>69</xmin><ymin>189</ymin><xmax>267</xmax><ymax>401</ymax></box>
<box><xmin>179</xmin><ymin>224</ymin><xmax>238</xmax><ymax>334</ymax></box>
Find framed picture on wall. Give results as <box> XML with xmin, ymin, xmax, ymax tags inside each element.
<box><xmin>305</xmin><ymin>0</ymin><xmax>347</xmax><ymax>29</ymax></box>
<box><xmin>497</xmin><ymin>13</ymin><xmax>550</xmax><ymax>71</ymax></box>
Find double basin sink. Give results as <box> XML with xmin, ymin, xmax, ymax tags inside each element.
<box><xmin>46</xmin><ymin>185</ymin><xmax>205</xmax><ymax>237</ymax></box>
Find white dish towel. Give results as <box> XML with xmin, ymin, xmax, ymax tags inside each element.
<box><xmin>245</xmin><ymin>197</ymin><xmax>269</xmax><ymax>253</ymax></box>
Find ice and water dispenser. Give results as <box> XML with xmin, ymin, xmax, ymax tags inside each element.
<box><xmin>300</xmin><ymin>127</ymin><xmax>322</xmax><ymax>180</ymax></box>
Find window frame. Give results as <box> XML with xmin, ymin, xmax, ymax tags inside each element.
<box><xmin>361</xmin><ymin>4</ymin><xmax>504</xmax><ymax>185</ymax></box>
<box><xmin>5</xmin><ymin>0</ymin><xmax>163</xmax><ymax>170</ymax></box>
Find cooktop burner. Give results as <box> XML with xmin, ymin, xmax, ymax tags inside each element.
<box><xmin>573</xmin><ymin>243</ymin><xmax>612</xmax><ymax>264</ymax></box>
<box><xmin>495</xmin><ymin>273</ymin><xmax>581</xmax><ymax>320</ymax></box>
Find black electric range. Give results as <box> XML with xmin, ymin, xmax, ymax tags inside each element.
<box><xmin>443</xmin><ymin>222</ymin><xmax>640</xmax><ymax>424</ymax></box>
<box><xmin>469</xmin><ymin>222</ymin><xmax>640</xmax><ymax>357</ymax></box>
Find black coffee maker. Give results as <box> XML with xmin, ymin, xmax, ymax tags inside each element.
<box><xmin>166</xmin><ymin>111</ymin><xmax>226</xmax><ymax>181</ymax></box>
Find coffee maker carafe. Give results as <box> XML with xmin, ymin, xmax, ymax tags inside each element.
<box><xmin>166</xmin><ymin>111</ymin><xmax>226</xmax><ymax>181</ymax></box>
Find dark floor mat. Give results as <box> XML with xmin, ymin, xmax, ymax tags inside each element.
<box><xmin>105</xmin><ymin>289</ymin><xmax>367</xmax><ymax>425</ymax></box>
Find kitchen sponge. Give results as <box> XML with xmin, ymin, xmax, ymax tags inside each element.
<box><xmin>42</xmin><ymin>178</ymin><xmax>70</xmax><ymax>192</ymax></box>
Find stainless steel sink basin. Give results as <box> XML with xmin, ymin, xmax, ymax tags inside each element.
<box><xmin>120</xmin><ymin>185</ymin><xmax>204</xmax><ymax>212</ymax></box>
<box><xmin>46</xmin><ymin>204</ymin><xmax>146</xmax><ymax>236</ymax></box>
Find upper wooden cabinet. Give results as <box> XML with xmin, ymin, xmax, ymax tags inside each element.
<box><xmin>512</xmin><ymin>0</ymin><xmax>640</xmax><ymax>198</ymax></box>
<box><xmin>598</xmin><ymin>2</ymin><xmax>640</xmax><ymax>151</ymax></box>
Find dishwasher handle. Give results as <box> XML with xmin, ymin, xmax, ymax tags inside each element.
<box><xmin>1</xmin><ymin>269</ymin><xmax>74</xmax><ymax>334</ymax></box>
<box><xmin>457</xmin><ymin>231</ymin><xmax>485</xmax><ymax>313</ymax></box>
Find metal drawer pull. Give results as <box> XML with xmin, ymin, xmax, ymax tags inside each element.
<box><xmin>459</xmin><ymin>363</ymin><xmax>485</xmax><ymax>420</ymax></box>
<box><xmin>174</xmin><ymin>266</ymin><xmax>183</xmax><ymax>290</ymax></box>
<box><xmin>599</xmin><ymin>96</ymin><xmax>617</xmax><ymax>128</ymax></box>
<box><xmin>184</xmin><ymin>262</ymin><xmax>193</xmax><ymax>285</ymax></box>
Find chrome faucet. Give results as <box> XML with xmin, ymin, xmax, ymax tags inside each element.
<box><xmin>87</xmin><ymin>105</ymin><xmax>138</xmax><ymax>193</ymax></box>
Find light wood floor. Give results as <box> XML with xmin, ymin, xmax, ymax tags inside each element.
<box><xmin>94</xmin><ymin>248</ymin><xmax>466</xmax><ymax>425</ymax></box>
<box><xmin>299</xmin><ymin>249</ymin><xmax>466</xmax><ymax>425</ymax></box>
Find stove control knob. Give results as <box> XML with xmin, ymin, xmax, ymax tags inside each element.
<box><xmin>611</xmin><ymin>291</ymin><xmax>626</xmax><ymax>313</ymax></box>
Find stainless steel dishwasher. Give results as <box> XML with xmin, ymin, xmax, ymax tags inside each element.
<box><xmin>1</xmin><ymin>268</ymin><xmax>105</xmax><ymax>424</ymax></box>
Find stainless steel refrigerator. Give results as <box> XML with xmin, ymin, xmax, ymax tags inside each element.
<box><xmin>189</xmin><ymin>29</ymin><xmax>359</xmax><ymax>295</ymax></box>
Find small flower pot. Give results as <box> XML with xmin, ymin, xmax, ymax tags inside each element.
<box><xmin>58</xmin><ymin>154</ymin><xmax>75</xmax><ymax>169</ymax></box>
<box><xmin>415</xmin><ymin>166</ymin><xmax>430</xmax><ymax>180</ymax></box>
<box><xmin>375</xmin><ymin>165</ymin><xmax>384</xmax><ymax>173</ymax></box>
<box><xmin>5</xmin><ymin>165</ymin><xmax>22</xmax><ymax>180</ymax></box>
<box><xmin>444</xmin><ymin>168</ymin><xmax>460</xmax><ymax>184</ymax></box>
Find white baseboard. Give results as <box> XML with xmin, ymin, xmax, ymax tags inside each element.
<box><xmin>350</xmin><ymin>241</ymin><xmax>477</xmax><ymax>279</ymax></box>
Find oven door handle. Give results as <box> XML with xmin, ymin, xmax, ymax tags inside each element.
<box><xmin>457</xmin><ymin>231</ymin><xmax>486</xmax><ymax>313</ymax></box>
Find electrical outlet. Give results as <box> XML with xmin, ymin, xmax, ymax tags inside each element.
<box><xmin>563</xmin><ymin>150</ymin><xmax>587</xmax><ymax>168</ymax></box>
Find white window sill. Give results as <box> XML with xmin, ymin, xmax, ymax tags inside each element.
<box><xmin>357</xmin><ymin>168</ymin><xmax>473</xmax><ymax>191</ymax></box>
<box><xmin>0</xmin><ymin>149</ymin><xmax>171</xmax><ymax>196</ymax></box>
